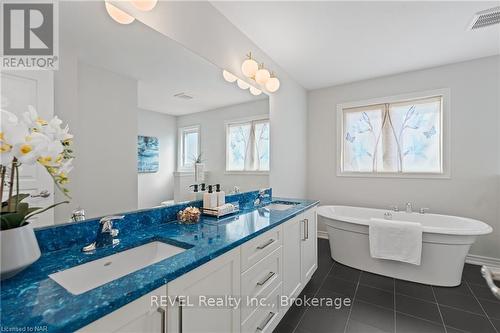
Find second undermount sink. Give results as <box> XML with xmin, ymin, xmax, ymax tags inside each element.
<box><xmin>49</xmin><ymin>241</ymin><xmax>185</xmax><ymax>295</ymax></box>
<box><xmin>264</xmin><ymin>200</ymin><xmax>300</xmax><ymax>211</ymax></box>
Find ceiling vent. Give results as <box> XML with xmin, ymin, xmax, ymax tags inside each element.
<box><xmin>173</xmin><ymin>92</ymin><xmax>193</xmax><ymax>100</ymax></box>
<box><xmin>469</xmin><ymin>6</ymin><xmax>500</xmax><ymax>30</ymax></box>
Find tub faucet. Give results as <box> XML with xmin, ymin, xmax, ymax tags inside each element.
<box><xmin>405</xmin><ymin>202</ymin><xmax>413</xmax><ymax>213</ymax></box>
<box><xmin>82</xmin><ymin>215</ymin><xmax>124</xmax><ymax>252</ymax></box>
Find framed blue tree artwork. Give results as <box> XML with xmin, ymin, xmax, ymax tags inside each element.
<box><xmin>138</xmin><ymin>135</ymin><xmax>159</xmax><ymax>173</ymax></box>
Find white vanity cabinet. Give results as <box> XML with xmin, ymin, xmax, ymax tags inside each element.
<box><xmin>283</xmin><ymin>208</ymin><xmax>318</xmax><ymax>299</ymax></box>
<box><xmin>166</xmin><ymin>248</ymin><xmax>241</xmax><ymax>333</ymax></box>
<box><xmin>80</xmin><ymin>206</ymin><xmax>317</xmax><ymax>333</ymax></box>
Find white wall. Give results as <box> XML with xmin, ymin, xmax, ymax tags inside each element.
<box><xmin>54</xmin><ymin>58</ymin><xmax>138</xmax><ymax>221</ymax></box>
<box><xmin>138</xmin><ymin>109</ymin><xmax>177</xmax><ymax>209</ymax></box>
<box><xmin>176</xmin><ymin>99</ymin><xmax>269</xmax><ymax>193</ymax></box>
<box><xmin>307</xmin><ymin>56</ymin><xmax>500</xmax><ymax>259</ymax></box>
<box><xmin>114</xmin><ymin>1</ymin><xmax>308</xmax><ymax>198</ymax></box>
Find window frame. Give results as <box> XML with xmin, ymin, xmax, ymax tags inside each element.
<box><xmin>177</xmin><ymin>125</ymin><xmax>201</xmax><ymax>171</ymax></box>
<box><xmin>336</xmin><ymin>88</ymin><xmax>451</xmax><ymax>179</ymax></box>
<box><xmin>225</xmin><ymin>114</ymin><xmax>270</xmax><ymax>174</ymax></box>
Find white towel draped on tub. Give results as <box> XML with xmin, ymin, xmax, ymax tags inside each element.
<box><xmin>369</xmin><ymin>218</ymin><xmax>423</xmax><ymax>265</ymax></box>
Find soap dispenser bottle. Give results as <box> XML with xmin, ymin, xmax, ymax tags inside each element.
<box><xmin>189</xmin><ymin>184</ymin><xmax>203</xmax><ymax>201</ymax></box>
<box><xmin>215</xmin><ymin>184</ymin><xmax>225</xmax><ymax>206</ymax></box>
<box><xmin>203</xmin><ymin>185</ymin><xmax>217</xmax><ymax>209</ymax></box>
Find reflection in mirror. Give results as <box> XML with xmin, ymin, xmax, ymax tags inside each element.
<box><xmin>0</xmin><ymin>1</ymin><xmax>269</xmax><ymax>226</ymax></box>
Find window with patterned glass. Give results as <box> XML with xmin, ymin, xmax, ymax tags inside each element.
<box><xmin>340</xmin><ymin>95</ymin><xmax>444</xmax><ymax>175</ymax></box>
<box><xmin>226</xmin><ymin>118</ymin><xmax>270</xmax><ymax>172</ymax></box>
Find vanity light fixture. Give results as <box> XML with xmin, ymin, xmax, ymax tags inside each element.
<box><xmin>241</xmin><ymin>53</ymin><xmax>259</xmax><ymax>78</ymax></box>
<box><xmin>265</xmin><ymin>73</ymin><xmax>280</xmax><ymax>93</ymax></box>
<box><xmin>131</xmin><ymin>0</ymin><xmax>158</xmax><ymax>11</ymax></box>
<box><xmin>223</xmin><ymin>70</ymin><xmax>238</xmax><ymax>83</ymax></box>
<box><xmin>105</xmin><ymin>1</ymin><xmax>135</xmax><ymax>24</ymax></box>
<box><xmin>239</xmin><ymin>52</ymin><xmax>280</xmax><ymax>93</ymax></box>
<box><xmin>249</xmin><ymin>86</ymin><xmax>262</xmax><ymax>96</ymax></box>
<box><xmin>254</xmin><ymin>64</ymin><xmax>271</xmax><ymax>85</ymax></box>
<box><xmin>237</xmin><ymin>79</ymin><xmax>250</xmax><ymax>90</ymax></box>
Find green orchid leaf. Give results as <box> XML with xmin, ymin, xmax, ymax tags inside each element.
<box><xmin>16</xmin><ymin>202</ymin><xmax>30</xmax><ymax>217</ymax></box>
<box><xmin>0</xmin><ymin>212</ymin><xmax>25</xmax><ymax>231</ymax></box>
<box><xmin>25</xmin><ymin>201</ymin><xmax>69</xmax><ymax>220</ymax></box>
<box><xmin>9</xmin><ymin>193</ymin><xmax>31</xmax><ymax>204</ymax></box>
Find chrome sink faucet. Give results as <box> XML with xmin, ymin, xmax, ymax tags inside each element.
<box><xmin>254</xmin><ymin>189</ymin><xmax>270</xmax><ymax>206</ymax></box>
<box><xmin>82</xmin><ymin>215</ymin><xmax>124</xmax><ymax>252</ymax></box>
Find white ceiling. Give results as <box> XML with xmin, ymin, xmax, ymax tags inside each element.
<box><xmin>60</xmin><ymin>2</ymin><xmax>265</xmax><ymax>116</ymax></box>
<box><xmin>212</xmin><ymin>1</ymin><xmax>500</xmax><ymax>90</ymax></box>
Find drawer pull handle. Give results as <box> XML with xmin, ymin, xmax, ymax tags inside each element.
<box><xmin>302</xmin><ymin>219</ymin><xmax>307</xmax><ymax>241</ymax></box>
<box><xmin>157</xmin><ymin>307</ymin><xmax>167</xmax><ymax>333</ymax></box>
<box><xmin>305</xmin><ymin>218</ymin><xmax>309</xmax><ymax>240</ymax></box>
<box><xmin>257</xmin><ymin>271</ymin><xmax>276</xmax><ymax>286</ymax></box>
<box><xmin>257</xmin><ymin>312</ymin><xmax>276</xmax><ymax>331</ymax></box>
<box><xmin>257</xmin><ymin>239</ymin><xmax>275</xmax><ymax>250</ymax></box>
<box><xmin>177</xmin><ymin>297</ymin><xmax>184</xmax><ymax>333</ymax></box>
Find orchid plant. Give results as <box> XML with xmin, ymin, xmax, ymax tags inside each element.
<box><xmin>0</xmin><ymin>106</ymin><xmax>74</xmax><ymax>230</ymax></box>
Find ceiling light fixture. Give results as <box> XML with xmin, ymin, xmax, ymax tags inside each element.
<box><xmin>254</xmin><ymin>64</ymin><xmax>270</xmax><ymax>85</ymax></box>
<box><xmin>265</xmin><ymin>73</ymin><xmax>280</xmax><ymax>93</ymax></box>
<box><xmin>237</xmin><ymin>79</ymin><xmax>250</xmax><ymax>90</ymax></box>
<box><xmin>241</xmin><ymin>52</ymin><xmax>259</xmax><ymax>78</ymax></box>
<box><xmin>239</xmin><ymin>52</ymin><xmax>280</xmax><ymax>93</ymax></box>
<box><xmin>249</xmin><ymin>86</ymin><xmax>262</xmax><ymax>96</ymax></box>
<box><xmin>131</xmin><ymin>0</ymin><xmax>158</xmax><ymax>11</ymax></box>
<box><xmin>222</xmin><ymin>70</ymin><xmax>238</xmax><ymax>83</ymax></box>
<box><xmin>105</xmin><ymin>1</ymin><xmax>135</xmax><ymax>25</ymax></box>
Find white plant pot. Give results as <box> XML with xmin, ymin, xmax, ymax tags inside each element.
<box><xmin>195</xmin><ymin>163</ymin><xmax>205</xmax><ymax>182</ymax></box>
<box><xmin>1</xmin><ymin>223</ymin><xmax>41</xmax><ymax>280</ymax></box>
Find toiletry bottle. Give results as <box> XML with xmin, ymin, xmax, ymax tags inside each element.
<box><xmin>189</xmin><ymin>184</ymin><xmax>200</xmax><ymax>201</ymax></box>
<box><xmin>215</xmin><ymin>184</ymin><xmax>225</xmax><ymax>206</ymax></box>
<box><xmin>203</xmin><ymin>185</ymin><xmax>217</xmax><ymax>209</ymax></box>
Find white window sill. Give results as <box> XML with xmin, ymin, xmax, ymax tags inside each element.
<box><xmin>225</xmin><ymin>171</ymin><xmax>269</xmax><ymax>176</ymax></box>
<box><xmin>337</xmin><ymin>171</ymin><xmax>451</xmax><ymax>179</ymax></box>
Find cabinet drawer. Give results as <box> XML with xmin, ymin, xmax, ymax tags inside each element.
<box><xmin>241</xmin><ymin>247</ymin><xmax>282</xmax><ymax>306</ymax></box>
<box><xmin>241</xmin><ymin>283</ymin><xmax>282</xmax><ymax>333</ymax></box>
<box><xmin>241</xmin><ymin>226</ymin><xmax>282</xmax><ymax>272</ymax></box>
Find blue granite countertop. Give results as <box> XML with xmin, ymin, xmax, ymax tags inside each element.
<box><xmin>0</xmin><ymin>197</ymin><xmax>318</xmax><ymax>332</ymax></box>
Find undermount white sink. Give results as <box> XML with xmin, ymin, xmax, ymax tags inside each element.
<box><xmin>49</xmin><ymin>241</ymin><xmax>185</xmax><ymax>295</ymax></box>
<box><xmin>265</xmin><ymin>201</ymin><xmax>299</xmax><ymax>211</ymax></box>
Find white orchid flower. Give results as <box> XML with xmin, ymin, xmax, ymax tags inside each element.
<box><xmin>36</xmin><ymin>136</ymin><xmax>64</xmax><ymax>167</ymax></box>
<box><xmin>11</xmin><ymin>131</ymin><xmax>48</xmax><ymax>165</ymax></box>
<box><xmin>22</xmin><ymin>105</ymin><xmax>47</xmax><ymax>131</ymax></box>
<box><xmin>45</xmin><ymin>116</ymin><xmax>73</xmax><ymax>142</ymax></box>
<box><xmin>1</xmin><ymin>110</ymin><xmax>28</xmax><ymax>165</ymax></box>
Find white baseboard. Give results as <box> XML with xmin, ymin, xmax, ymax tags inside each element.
<box><xmin>317</xmin><ymin>232</ymin><xmax>499</xmax><ymax>268</ymax></box>
<box><xmin>466</xmin><ymin>254</ymin><xmax>500</xmax><ymax>269</ymax></box>
<box><xmin>317</xmin><ymin>230</ymin><xmax>329</xmax><ymax>239</ymax></box>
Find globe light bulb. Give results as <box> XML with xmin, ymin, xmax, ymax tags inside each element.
<box><xmin>131</xmin><ymin>0</ymin><xmax>158</xmax><ymax>11</ymax></box>
<box><xmin>222</xmin><ymin>70</ymin><xmax>237</xmax><ymax>83</ymax></box>
<box><xmin>255</xmin><ymin>68</ymin><xmax>270</xmax><ymax>85</ymax></box>
<box><xmin>241</xmin><ymin>58</ymin><xmax>258</xmax><ymax>78</ymax></box>
<box><xmin>249</xmin><ymin>86</ymin><xmax>262</xmax><ymax>96</ymax></box>
<box><xmin>105</xmin><ymin>2</ymin><xmax>135</xmax><ymax>24</ymax></box>
<box><xmin>237</xmin><ymin>79</ymin><xmax>250</xmax><ymax>90</ymax></box>
<box><xmin>265</xmin><ymin>76</ymin><xmax>280</xmax><ymax>93</ymax></box>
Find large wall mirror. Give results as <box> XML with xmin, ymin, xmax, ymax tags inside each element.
<box><xmin>0</xmin><ymin>2</ymin><xmax>269</xmax><ymax>226</ymax></box>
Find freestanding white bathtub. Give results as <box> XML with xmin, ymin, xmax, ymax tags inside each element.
<box><xmin>317</xmin><ymin>205</ymin><xmax>493</xmax><ymax>286</ymax></box>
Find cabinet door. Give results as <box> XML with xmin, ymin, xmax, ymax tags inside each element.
<box><xmin>79</xmin><ymin>285</ymin><xmax>167</xmax><ymax>333</ymax></box>
<box><xmin>300</xmin><ymin>208</ymin><xmax>317</xmax><ymax>284</ymax></box>
<box><xmin>167</xmin><ymin>248</ymin><xmax>241</xmax><ymax>333</ymax></box>
<box><xmin>282</xmin><ymin>217</ymin><xmax>302</xmax><ymax>299</ymax></box>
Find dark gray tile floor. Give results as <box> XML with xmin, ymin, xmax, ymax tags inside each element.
<box><xmin>274</xmin><ymin>238</ymin><xmax>499</xmax><ymax>333</ymax></box>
